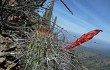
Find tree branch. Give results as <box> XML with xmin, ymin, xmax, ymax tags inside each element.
<box><xmin>60</xmin><ymin>0</ymin><xmax>73</xmax><ymax>15</ymax></box>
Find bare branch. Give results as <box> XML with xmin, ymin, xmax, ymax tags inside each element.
<box><xmin>60</xmin><ymin>0</ymin><xmax>73</xmax><ymax>15</ymax></box>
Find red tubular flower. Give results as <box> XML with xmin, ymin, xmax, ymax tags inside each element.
<box><xmin>64</xmin><ymin>29</ymin><xmax>103</xmax><ymax>51</ymax></box>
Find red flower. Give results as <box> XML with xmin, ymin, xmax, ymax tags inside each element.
<box><xmin>64</xmin><ymin>29</ymin><xmax>102</xmax><ymax>51</ymax></box>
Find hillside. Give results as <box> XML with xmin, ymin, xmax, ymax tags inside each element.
<box><xmin>74</xmin><ymin>46</ymin><xmax>110</xmax><ymax>70</ymax></box>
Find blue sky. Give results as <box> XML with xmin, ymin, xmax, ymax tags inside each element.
<box><xmin>53</xmin><ymin>0</ymin><xmax>110</xmax><ymax>49</ymax></box>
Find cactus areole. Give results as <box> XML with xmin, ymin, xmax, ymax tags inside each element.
<box><xmin>64</xmin><ymin>29</ymin><xmax>103</xmax><ymax>51</ymax></box>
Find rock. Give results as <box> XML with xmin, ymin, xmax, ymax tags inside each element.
<box><xmin>0</xmin><ymin>52</ymin><xmax>9</xmax><ymax>57</ymax></box>
<box><xmin>0</xmin><ymin>58</ymin><xmax>5</xmax><ymax>64</ymax></box>
<box><xmin>6</xmin><ymin>63</ymin><xmax>17</xmax><ymax>70</ymax></box>
<box><xmin>0</xmin><ymin>34</ymin><xmax>14</xmax><ymax>52</ymax></box>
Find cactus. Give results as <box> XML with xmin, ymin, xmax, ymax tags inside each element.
<box><xmin>51</xmin><ymin>16</ymin><xmax>57</xmax><ymax>32</ymax></box>
<box><xmin>0</xmin><ymin>0</ymin><xmax>86</xmax><ymax>70</ymax></box>
<box><xmin>43</xmin><ymin>0</ymin><xmax>54</xmax><ymax>26</ymax></box>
